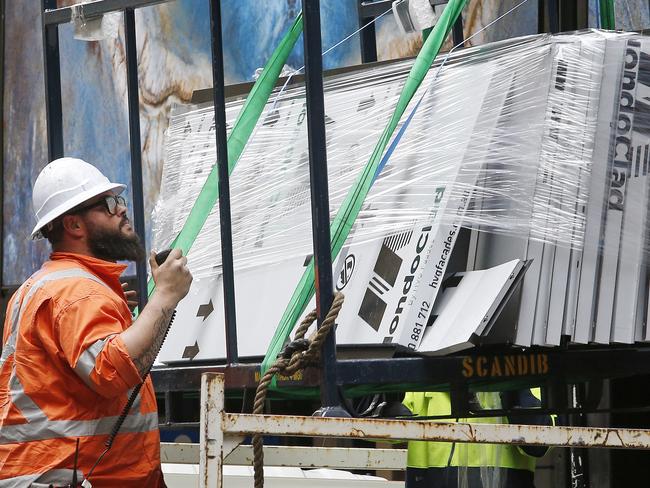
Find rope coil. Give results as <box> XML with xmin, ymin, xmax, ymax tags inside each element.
<box><xmin>252</xmin><ymin>291</ymin><xmax>345</xmax><ymax>488</ymax></box>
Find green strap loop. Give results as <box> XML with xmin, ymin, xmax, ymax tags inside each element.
<box><xmin>599</xmin><ymin>0</ymin><xmax>615</xmax><ymax>30</ymax></box>
<box><xmin>262</xmin><ymin>0</ymin><xmax>469</xmax><ymax>386</ymax></box>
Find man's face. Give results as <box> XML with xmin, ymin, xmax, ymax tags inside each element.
<box><xmin>79</xmin><ymin>193</ymin><xmax>146</xmax><ymax>262</ymax></box>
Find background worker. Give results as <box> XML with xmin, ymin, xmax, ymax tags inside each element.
<box><xmin>0</xmin><ymin>157</ymin><xmax>193</xmax><ymax>487</ymax></box>
<box><xmin>403</xmin><ymin>388</ymin><xmax>553</xmax><ymax>488</ymax></box>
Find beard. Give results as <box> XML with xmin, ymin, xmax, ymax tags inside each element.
<box><xmin>86</xmin><ymin>217</ymin><xmax>146</xmax><ymax>262</ymax></box>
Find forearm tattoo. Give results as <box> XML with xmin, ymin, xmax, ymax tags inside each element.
<box><xmin>133</xmin><ymin>307</ymin><xmax>175</xmax><ymax>376</ymax></box>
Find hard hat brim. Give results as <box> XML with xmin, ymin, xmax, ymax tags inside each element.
<box><xmin>31</xmin><ymin>182</ymin><xmax>126</xmax><ymax>240</ymax></box>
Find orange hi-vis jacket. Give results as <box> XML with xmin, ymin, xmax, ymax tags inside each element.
<box><xmin>0</xmin><ymin>252</ymin><xmax>164</xmax><ymax>487</ymax></box>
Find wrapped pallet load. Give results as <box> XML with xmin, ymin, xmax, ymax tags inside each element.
<box><xmin>151</xmin><ymin>30</ymin><xmax>650</xmax><ymax>363</ymax></box>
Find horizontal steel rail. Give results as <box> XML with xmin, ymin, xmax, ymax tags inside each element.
<box><xmin>43</xmin><ymin>0</ymin><xmax>170</xmax><ymax>25</ymax></box>
<box><xmin>224</xmin><ymin>413</ymin><xmax>650</xmax><ymax>450</ymax></box>
<box><xmin>161</xmin><ymin>443</ymin><xmax>408</xmax><ymax>470</ymax></box>
<box><xmin>359</xmin><ymin>0</ymin><xmax>449</xmax><ymax>18</ymax></box>
<box><xmin>199</xmin><ymin>373</ymin><xmax>650</xmax><ymax>487</ymax></box>
<box><xmin>152</xmin><ymin>346</ymin><xmax>650</xmax><ymax>396</ymax></box>
<box><xmin>359</xmin><ymin>0</ymin><xmax>394</xmax><ymax>18</ymax></box>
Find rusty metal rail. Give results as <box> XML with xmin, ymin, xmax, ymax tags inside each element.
<box><xmin>224</xmin><ymin>414</ymin><xmax>650</xmax><ymax>449</ymax></box>
<box><xmin>198</xmin><ymin>372</ymin><xmax>650</xmax><ymax>487</ymax></box>
<box><xmin>161</xmin><ymin>443</ymin><xmax>408</xmax><ymax>470</ymax></box>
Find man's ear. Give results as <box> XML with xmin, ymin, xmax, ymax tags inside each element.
<box><xmin>61</xmin><ymin>214</ymin><xmax>85</xmax><ymax>237</ymax></box>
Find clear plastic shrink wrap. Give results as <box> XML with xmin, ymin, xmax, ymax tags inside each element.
<box><xmin>153</xmin><ymin>30</ymin><xmax>650</xmax><ymax>362</ymax></box>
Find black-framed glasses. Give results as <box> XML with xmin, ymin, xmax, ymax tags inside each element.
<box><xmin>73</xmin><ymin>195</ymin><xmax>127</xmax><ymax>216</ymax></box>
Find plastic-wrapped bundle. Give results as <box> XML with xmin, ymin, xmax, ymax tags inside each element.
<box><xmin>472</xmin><ymin>32</ymin><xmax>650</xmax><ymax>349</ymax></box>
<box><xmin>154</xmin><ymin>33</ymin><xmax>596</xmax><ymax>274</ymax></box>
<box><xmin>155</xmin><ymin>58</ymin><xmax>412</xmax><ymax>277</ymax></box>
<box><xmin>153</xmin><ymin>30</ymin><xmax>650</xmax><ymax>362</ymax></box>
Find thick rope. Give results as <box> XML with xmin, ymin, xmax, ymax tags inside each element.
<box><xmin>252</xmin><ymin>291</ymin><xmax>345</xmax><ymax>488</ymax></box>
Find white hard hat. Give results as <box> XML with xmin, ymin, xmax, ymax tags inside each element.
<box><xmin>31</xmin><ymin>157</ymin><xmax>126</xmax><ymax>240</ymax></box>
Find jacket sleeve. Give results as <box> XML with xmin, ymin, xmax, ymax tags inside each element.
<box><xmin>54</xmin><ymin>292</ymin><xmax>142</xmax><ymax>398</ymax></box>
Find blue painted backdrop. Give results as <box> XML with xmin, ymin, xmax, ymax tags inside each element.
<box><xmin>3</xmin><ymin>0</ymin><xmax>649</xmax><ymax>285</ymax></box>
<box><xmin>4</xmin><ymin>0</ymin><xmax>361</xmax><ymax>284</ymax></box>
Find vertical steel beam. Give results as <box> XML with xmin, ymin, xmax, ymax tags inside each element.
<box><xmin>547</xmin><ymin>0</ymin><xmax>560</xmax><ymax>33</ymax></box>
<box><xmin>559</xmin><ymin>0</ymin><xmax>579</xmax><ymax>30</ymax></box>
<box><xmin>451</xmin><ymin>15</ymin><xmax>464</xmax><ymax>47</ymax></box>
<box><xmin>199</xmin><ymin>373</ymin><xmax>225</xmax><ymax>488</ymax></box>
<box><xmin>568</xmin><ymin>384</ymin><xmax>591</xmax><ymax>488</ymax></box>
<box><xmin>0</xmin><ymin>0</ymin><xmax>5</xmax><ymax>291</ymax></box>
<box><xmin>358</xmin><ymin>1</ymin><xmax>378</xmax><ymax>63</ymax></box>
<box><xmin>164</xmin><ymin>391</ymin><xmax>173</xmax><ymax>424</ymax></box>
<box><xmin>42</xmin><ymin>0</ymin><xmax>64</xmax><ymax>162</ymax></box>
<box><xmin>576</xmin><ymin>0</ymin><xmax>589</xmax><ymax>29</ymax></box>
<box><xmin>124</xmin><ymin>8</ymin><xmax>148</xmax><ymax>310</ymax></box>
<box><xmin>209</xmin><ymin>0</ymin><xmax>238</xmax><ymax>364</ymax></box>
<box><xmin>302</xmin><ymin>0</ymin><xmax>339</xmax><ymax>408</ymax></box>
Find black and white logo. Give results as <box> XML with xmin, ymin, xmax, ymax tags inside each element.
<box><xmin>336</xmin><ymin>254</ymin><xmax>356</xmax><ymax>291</ymax></box>
<box><xmin>357</xmin><ymin>230</ymin><xmax>413</xmax><ymax>332</ymax></box>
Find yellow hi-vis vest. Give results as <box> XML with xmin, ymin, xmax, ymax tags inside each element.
<box><xmin>402</xmin><ymin>390</ymin><xmax>541</xmax><ymax>472</ymax></box>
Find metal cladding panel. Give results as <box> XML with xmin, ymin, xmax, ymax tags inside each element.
<box><xmin>152</xmin><ymin>31</ymin><xmax>650</xmax><ymax>361</ymax></box>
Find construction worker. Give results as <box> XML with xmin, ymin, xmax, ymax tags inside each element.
<box><xmin>0</xmin><ymin>157</ymin><xmax>193</xmax><ymax>487</ymax></box>
<box><xmin>403</xmin><ymin>389</ymin><xmax>553</xmax><ymax>488</ymax></box>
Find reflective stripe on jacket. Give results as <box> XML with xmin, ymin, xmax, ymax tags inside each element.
<box><xmin>402</xmin><ymin>391</ymin><xmax>539</xmax><ymax>472</ymax></box>
<box><xmin>0</xmin><ymin>252</ymin><xmax>162</xmax><ymax>487</ymax></box>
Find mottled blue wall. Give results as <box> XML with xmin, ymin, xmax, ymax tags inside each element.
<box><xmin>3</xmin><ymin>0</ymin><xmax>360</xmax><ymax>285</ymax></box>
<box><xmin>4</xmin><ymin>2</ymin><xmax>49</xmax><ymax>279</ymax></box>
<box><xmin>3</xmin><ymin>0</ymin><xmax>649</xmax><ymax>285</ymax></box>
<box><xmin>589</xmin><ymin>0</ymin><xmax>650</xmax><ymax>29</ymax></box>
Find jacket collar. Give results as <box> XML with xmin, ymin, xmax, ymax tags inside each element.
<box><xmin>49</xmin><ymin>252</ymin><xmax>128</xmax><ymax>293</ymax></box>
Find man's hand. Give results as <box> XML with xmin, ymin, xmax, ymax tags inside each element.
<box><xmin>121</xmin><ymin>282</ymin><xmax>138</xmax><ymax>312</ymax></box>
<box><xmin>120</xmin><ymin>249</ymin><xmax>193</xmax><ymax>377</ymax></box>
<box><xmin>149</xmin><ymin>248</ymin><xmax>193</xmax><ymax>306</ymax></box>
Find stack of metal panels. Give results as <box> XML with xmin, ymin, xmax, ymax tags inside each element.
<box><xmin>153</xmin><ymin>31</ymin><xmax>649</xmax><ymax>363</ymax></box>
<box><xmin>471</xmin><ymin>33</ymin><xmax>650</xmax><ymax>347</ymax></box>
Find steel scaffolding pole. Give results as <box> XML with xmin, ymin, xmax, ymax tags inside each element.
<box><xmin>302</xmin><ymin>0</ymin><xmax>341</xmax><ymax>411</ymax></box>
<box><xmin>124</xmin><ymin>7</ymin><xmax>149</xmax><ymax>310</ymax></box>
<box><xmin>42</xmin><ymin>0</ymin><xmax>64</xmax><ymax>162</ymax></box>
<box><xmin>208</xmin><ymin>0</ymin><xmax>238</xmax><ymax>364</ymax></box>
